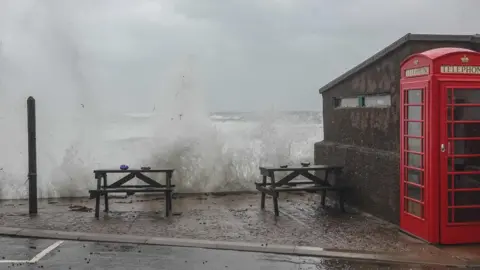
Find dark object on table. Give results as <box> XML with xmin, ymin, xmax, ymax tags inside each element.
<box><xmin>120</xmin><ymin>164</ymin><xmax>129</xmax><ymax>170</ymax></box>
<box><xmin>300</xmin><ymin>162</ymin><xmax>310</xmax><ymax>167</ymax></box>
<box><xmin>141</xmin><ymin>166</ymin><xmax>151</xmax><ymax>170</ymax></box>
<box><xmin>280</xmin><ymin>165</ymin><xmax>288</xmax><ymax>168</ymax></box>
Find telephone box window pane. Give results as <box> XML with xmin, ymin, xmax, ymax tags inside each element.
<box><xmin>449</xmin><ymin>173</ymin><xmax>480</xmax><ymax>189</ymax></box>
<box><xmin>407</xmin><ymin>122</ymin><xmax>422</xmax><ymax>136</ymax></box>
<box><xmin>407</xmin><ymin>153</ymin><xmax>423</xmax><ymax>168</ymax></box>
<box><xmin>407</xmin><ymin>90</ymin><xmax>422</xmax><ymax>104</ymax></box>
<box><xmin>406</xmin><ymin>138</ymin><xmax>422</xmax><ymax>152</ymax></box>
<box><xmin>453</xmin><ymin>89</ymin><xmax>480</xmax><ymax>104</ymax></box>
<box><xmin>406</xmin><ymin>184</ymin><xmax>422</xmax><ymax>200</ymax></box>
<box><xmin>447</xmin><ymin>106</ymin><xmax>456</xmax><ymax>121</ymax></box>
<box><xmin>407</xmin><ymin>169</ymin><xmax>422</xmax><ymax>184</ymax></box>
<box><xmin>447</xmin><ymin>89</ymin><xmax>453</xmax><ymax>104</ymax></box>
<box><xmin>449</xmin><ymin>157</ymin><xmax>480</xmax><ymax>173</ymax></box>
<box><xmin>405</xmin><ymin>200</ymin><xmax>423</xmax><ymax>217</ymax></box>
<box><xmin>453</xmin><ymin>139</ymin><xmax>480</xmax><ymax>154</ymax></box>
<box><xmin>449</xmin><ymin>106</ymin><xmax>480</xmax><ymax>121</ymax></box>
<box><xmin>449</xmin><ymin>123</ymin><xmax>480</xmax><ymax>138</ymax></box>
<box><xmin>407</xmin><ymin>106</ymin><xmax>422</xmax><ymax>120</ymax></box>
<box><xmin>452</xmin><ymin>191</ymin><xmax>480</xmax><ymax>206</ymax></box>
<box><xmin>453</xmin><ymin>208</ymin><xmax>480</xmax><ymax>223</ymax></box>
<box><xmin>448</xmin><ymin>159</ymin><xmax>454</xmax><ymax>172</ymax></box>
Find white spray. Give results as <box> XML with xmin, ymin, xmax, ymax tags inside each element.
<box><xmin>0</xmin><ymin>0</ymin><xmax>322</xmax><ymax>199</ymax></box>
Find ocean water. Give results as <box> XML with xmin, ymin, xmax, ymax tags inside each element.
<box><xmin>0</xmin><ymin>47</ymin><xmax>323</xmax><ymax>199</ymax></box>
<box><xmin>0</xmin><ymin>109</ymin><xmax>323</xmax><ymax>199</ymax></box>
<box><xmin>0</xmin><ymin>1</ymin><xmax>323</xmax><ymax>199</ymax></box>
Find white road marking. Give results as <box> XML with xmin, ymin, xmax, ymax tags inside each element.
<box><xmin>29</xmin><ymin>240</ymin><xmax>64</xmax><ymax>263</ymax></box>
<box><xmin>0</xmin><ymin>260</ymin><xmax>30</xmax><ymax>264</ymax></box>
<box><xmin>0</xmin><ymin>240</ymin><xmax>64</xmax><ymax>264</ymax></box>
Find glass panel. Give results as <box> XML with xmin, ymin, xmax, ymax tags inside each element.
<box><xmin>365</xmin><ymin>95</ymin><xmax>391</xmax><ymax>107</ymax></box>
<box><xmin>407</xmin><ymin>169</ymin><xmax>422</xmax><ymax>184</ymax></box>
<box><xmin>448</xmin><ymin>158</ymin><xmax>454</xmax><ymax>172</ymax></box>
<box><xmin>407</xmin><ymin>153</ymin><xmax>423</xmax><ymax>168</ymax></box>
<box><xmin>449</xmin><ymin>157</ymin><xmax>480</xmax><ymax>172</ymax></box>
<box><xmin>447</xmin><ymin>106</ymin><xmax>454</xmax><ymax>121</ymax></box>
<box><xmin>453</xmin><ymin>89</ymin><xmax>480</xmax><ymax>104</ymax></box>
<box><xmin>447</xmin><ymin>88</ymin><xmax>453</xmax><ymax>104</ymax></box>
<box><xmin>448</xmin><ymin>174</ymin><xmax>480</xmax><ymax>189</ymax></box>
<box><xmin>407</xmin><ymin>90</ymin><xmax>422</xmax><ymax>104</ymax></box>
<box><xmin>405</xmin><ymin>200</ymin><xmax>423</xmax><ymax>217</ymax></box>
<box><xmin>407</xmin><ymin>106</ymin><xmax>422</xmax><ymax>120</ymax></box>
<box><xmin>339</xmin><ymin>98</ymin><xmax>359</xmax><ymax>108</ymax></box>
<box><xmin>448</xmin><ymin>124</ymin><xmax>480</xmax><ymax>138</ymax></box>
<box><xmin>406</xmin><ymin>138</ymin><xmax>422</xmax><ymax>152</ymax></box>
<box><xmin>333</xmin><ymin>98</ymin><xmax>341</xmax><ymax>108</ymax></box>
<box><xmin>453</xmin><ymin>208</ymin><xmax>480</xmax><ymax>223</ymax></box>
<box><xmin>452</xmin><ymin>191</ymin><xmax>480</xmax><ymax>206</ymax></box>
<box><xmin>406</xmin><ymin>184</ymin><xmax>422</xmax><ymax>200</ymax></box>
<box><xmin>407</xmin><ymin>122</ymin><xmax>422</xmax><ymax>136</ymax></box>
<box><xmin>449</xmin><ymin>106</ymin><xmax>480</xmax><ymax>121</ymax></box>
<box><xmin>452</xmin><ymin>139</ymin><xmax>480</xmax><ymax>155</ymax></box>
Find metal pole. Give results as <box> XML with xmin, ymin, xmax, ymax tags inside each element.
<box><xmin>27</xmin><ymin>96</ymin><xmax>37</xmax><ymax>214</ymax></box>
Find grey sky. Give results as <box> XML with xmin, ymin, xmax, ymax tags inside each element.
<box><xmin>1</xmin><ymin>0</ymin><xmax>480</xmax><ymax>113</ymax></box>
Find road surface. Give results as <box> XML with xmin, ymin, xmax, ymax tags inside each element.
<box><xmin>0</xmin><ymin>236</ymin><xmax>455</xmax><ymax>269</ymax></box>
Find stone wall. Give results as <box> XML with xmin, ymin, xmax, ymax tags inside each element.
<box><xmin>316</xmin><ymin>39</ymin><xmax>479</xmax><ymax>224</ymax></box>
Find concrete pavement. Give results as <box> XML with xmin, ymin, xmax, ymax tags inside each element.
<box><xmin>0</xmin><ymin>236</ymin><xmax>462</xmax><ymax>269</ymax></box>
<box><xmin>0</xmin><ymin>193</ymin><xmax>435</xmax><ymax>252</ymax></box>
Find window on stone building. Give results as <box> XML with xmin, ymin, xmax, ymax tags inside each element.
<box><xmin>333</xmin><ymin>94</ymin><xmax>391</xmax><ymax>108</ymax></box>
<box><xmin>333</xmin><ymin>97</ymin><xmax>360</xmax><ymax>108</ymax></box>
<box><xmin>365</xmin><ymin>95</ymin><xmax>391</xmax><ymax>107</ymax></box>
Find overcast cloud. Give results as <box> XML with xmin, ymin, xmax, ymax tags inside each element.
<box><xmin>1</xmin><ymin>0</ymin><xmax>480</xmax><ymax>112</ymax></box>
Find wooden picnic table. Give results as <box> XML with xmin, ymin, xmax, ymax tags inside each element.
<box><xmin>89</xmin><ymin>168</ymin><xmax>175</xmax><ymax>219</ymax></box>
<box><xmin>255</xmin><ymin>165</ymin><xmax>346</xmax><ymax>216</ymax></box>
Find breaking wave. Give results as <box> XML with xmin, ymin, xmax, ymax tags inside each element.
<box><xmin>0</xmin><ymin>1</ymin><xmax>323</xmax><ymax>199</ymax></box>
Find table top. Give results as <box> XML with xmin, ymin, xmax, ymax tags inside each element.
<box><xmin>259</xmin><ymin>165</ymin><xmax>343</xmax><ymax>172</ymax></box>
<box><xmin>94</xmin><ymin>169</ymin><xmax>174</xmax><ymax>173</ymax></box>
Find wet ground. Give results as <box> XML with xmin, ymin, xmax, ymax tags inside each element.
<box><xmin>0</xmin><ymin>192</ymin><xmax>478</xmax><ymax>264</ymax></box>
<box><xmin>0</xmin><ymin>236</ymin><xmax>460</xmax><ymax>270</ymax></box>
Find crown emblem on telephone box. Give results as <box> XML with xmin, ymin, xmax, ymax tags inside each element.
<box><xmin>461</xmin><ymin>55</ymin><xmax>469</xmax><ymax>63</ymax></box>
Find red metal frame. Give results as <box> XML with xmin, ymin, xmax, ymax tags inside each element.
<box><xmin>400</xmin><ymin>80</ymin><xmax>431</xmax><ymax>242</ymax></box>
<box><xmin>439</xmin><ymin>83</ymin><xmax>480</xmax><ymax>244</ymax></box>
<box><xmin>400</xmin><ymin>48</ymin><xmax>480</xmax><ymax>244</ymax></box>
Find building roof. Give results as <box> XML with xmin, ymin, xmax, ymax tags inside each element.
<box><xmin>318</xmin><ymin>33</ymin><xmax>480</xmax><ymax>94</ymax></box>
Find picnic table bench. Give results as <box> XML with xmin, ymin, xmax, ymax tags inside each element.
<box><xmin>89</xmin><ymin>168</ymin><xmax>175</xmax><ymax>219</ymax></box>
<box><xmin>255</xmin><ymin>165</ymin><xmax>346</xmax><ymax>216</ymax></box>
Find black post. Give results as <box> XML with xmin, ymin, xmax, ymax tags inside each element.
<box><xmin>27</xmin><ymin>96</ymin><xmax>37</xmax><ymax>214</ymax></box>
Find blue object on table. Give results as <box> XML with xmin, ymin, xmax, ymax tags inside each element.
<box><xmin>120</xmin><ymin>164</ymin><xmax>129</xmax><ymax>170</ymax></box>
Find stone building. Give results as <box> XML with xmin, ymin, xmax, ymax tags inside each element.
<box><xmin>315</xmin><ymin>33</ymin><xmax>480</xmax><ymax>223</ymax></box>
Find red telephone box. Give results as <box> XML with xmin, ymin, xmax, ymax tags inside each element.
<box><xmin>400</xmin><ymin>47</ymin><xmax>480</xmax><ymax>244</ymax></box>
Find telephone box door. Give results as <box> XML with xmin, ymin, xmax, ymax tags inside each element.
<box><xmin>400</xmin><ymin>81</ymin><xmax>431</xmax><ymax>241</ymax></box>
<box><xmin>440</xmin><ymin>83</ymin><xmax>480</xmax><ymax>244</ymax></box>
